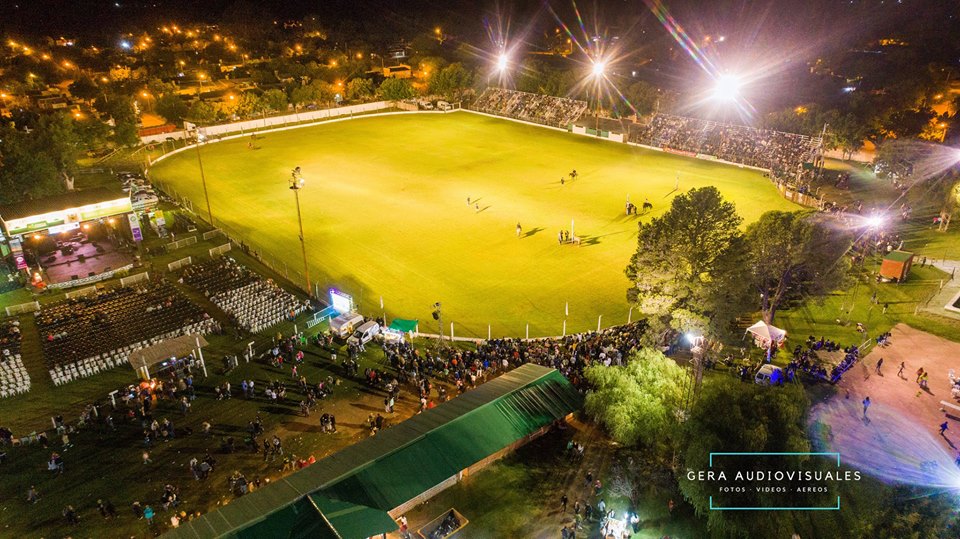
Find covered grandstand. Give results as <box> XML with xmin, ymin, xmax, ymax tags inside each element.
<box><xmin>165</xmin><ymin>363</ymin><xmax>582</xmax><ymax>539</ymax></box>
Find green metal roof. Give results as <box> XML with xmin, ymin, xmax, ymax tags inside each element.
<box><xmin>307</xmin><ymin>495</ymin><xmax>398</xmax><ymax>539</ymax></box>
<box><xmin>884</xmin><ymin>250</ymin><xmax>914</xmax><ymax>262</ymax></box>
<box><xmin>164</xmin><ymin>364</ymin><xmax>581</xmax><ymax>539</ymax></box>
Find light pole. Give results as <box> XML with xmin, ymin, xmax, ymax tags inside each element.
<box><xmin>289</xmin><ymin>167</ymin><xmax>311</xmax><ymax>297</ymax></box>
<box><xmin>432</xmin><ymin>302</ymin><xmax>444</xmax><ymax>349</ymax></box>
<box><xmin>192</xmin><ymin>130</ymin><xmax>214</xmax><ymax>225</ymax></box>
<box><xmin>591</xmin><ymin>60</ymin><xmax>605</xmax><ymax>135</ymax></box>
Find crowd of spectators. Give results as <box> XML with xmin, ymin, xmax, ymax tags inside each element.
<box><xmin>0</xmin><ymin>319</ymin><xmax>29</xmax><ymax>397</ymax></box>
<box><xmin>633</xmin><ymin>114</ymin><xmax>822</xmax><ymax>179</ymax></box>
<box><xmin>36</xmin><ymin>278</ymin><xmax>219</xmax><ymax>386</ymax></box>
<box><xmin>382</xmin><ymin>323</ymin><xmax>647</xmax><ymax>397</ymax></box>
<box><xmin>473</xmin><ymin>88</ymin><xmax>588</xmax><ymax>129</ymax></box>
<box><xmin>179</xmin><ymin>258</ymin><xmax>308</xmax><ymax>334</ymax></box>
<box><xmin>786</xmin><ymin>336</ymin><xmax>862</xmax><ymax>383</ymax></box>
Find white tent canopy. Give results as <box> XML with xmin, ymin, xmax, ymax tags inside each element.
<box><xmin>745</xmin><ymin>321</ymin><xmax>787</xmax><ymax>344</ymax></box>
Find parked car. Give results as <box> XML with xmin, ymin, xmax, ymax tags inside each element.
<box><xmin>346</xmin><ymin>321</ymin><xmax>381</xmax><ymax>347</ymax></box>
<box><xmin>754</xmin><ymin>364</ymin><xmax>784</xmax><ymax>386</ymax></box>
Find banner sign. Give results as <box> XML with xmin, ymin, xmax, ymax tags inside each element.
<box><xmin>128</xmin><ymin>213</ymin><xmax>143</xmax><ymax>242</ymax></box>
<box><xmin>10</xmin><ymin>238</ymin><xmax>27</xmax><ymax>270</ymax></box>
<box><xmin>662</xmin><ymin>147</ymin><xmax>697</xmax><ymax>158</ymax></box>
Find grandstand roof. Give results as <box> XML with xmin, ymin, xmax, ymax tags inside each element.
<box><xmin>164</xmin><ymin>363</ymin><xmax>582</xmax><ymax>539</ymax></box>
<box><xmin>0</xmin><ymin>187</ymin><xmax>127</xmax><ymax>223</ymax></box>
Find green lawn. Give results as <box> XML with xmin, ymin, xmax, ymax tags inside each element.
<box><xmin>776</xmin><ymin>262</ymin><xmax>957</xmax><ymax>347</ymax></box>
<box><xmin>151</xmin><ymin>112</ymin><xmax>798</xmax><ymax>338</ymax></box>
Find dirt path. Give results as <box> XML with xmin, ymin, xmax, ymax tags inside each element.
<box><xmin>530</xmin><ymin>418</ymin><xmax>617</xmax><ymax>539</ymax></box>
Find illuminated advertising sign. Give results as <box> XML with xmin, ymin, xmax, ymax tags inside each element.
<box><xmin>128</xmin><ymin>213</ymin><xmax>143</xmax><ymax>242</ymax></box>
<box><xmin>4</xmin><ymin>197</ymin><xmax>133</xmax><ymax>236</ymax></box>
<box><xmin>9</xmin><ymin>238</ymin><xmax>26</xmax><ymax>270</ymax></box>
<box><xmin>329</xmin><ymin>288</ymin><xmax>353</xmax><ymax>314</ymax></box>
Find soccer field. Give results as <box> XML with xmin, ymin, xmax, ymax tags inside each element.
<box><xmin>151</xmin><ymin>112</ymin><xmax>799</xmax><ymax>338</ymax></box>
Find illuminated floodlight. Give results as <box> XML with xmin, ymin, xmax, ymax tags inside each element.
<box><xmin>591</xmin><ymin>60</ymin><xmax>606</xmax><ymax>77</ymax></box>
<box><xmin>865</xmin><ymin>215</ymin><xmax>885</xmax><ymax>228</ymax></box>
<box><xmin>685</xmin><ymin>332</ymin><xmax>697</xmax><ymax>343</ymax></box>
<box><xmin>712</xmin><ymin>74</ymin><xmax>742</xmax><ymax>101</ymax></box>
<box><xmin>119</xmin><ymin>40</ymin><xmax>132</xmax><ymax>50</ymax></box>
<box><xmin>496</xmin><ymin>53</ymin><xmax>508</xmax><ymax>72</ymax></box>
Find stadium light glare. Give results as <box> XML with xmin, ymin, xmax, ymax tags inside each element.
<box><xmin>497</xmin><ymin>53</ymin><xmax>508</xmax><ymax>72</ymax></box>
<box><xmin>865</xmin><ymin>215</ymin><xmax>885</xmax><ymax>228</ymax></box>
<box><xmin>592</xmin><ymin>60</ymin><xmax>606</xmax><ymax>77</ymax></box>
<box><xmin>712</xmin><ymin>74</ymin><xmax>742</xmax><ymax>102</ymax></box>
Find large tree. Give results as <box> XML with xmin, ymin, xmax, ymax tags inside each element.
<box><xmin>625</xmin><ymin>186</ymin><xmax>750</xmax><ymax>341</ymax></box>
<box><xmin>261</xmin><ymin>89</ymin><xmax>289</xmax><ymax>112</ymax></box>
<box><xmin>746</xmin><ymin>211</ymin><xmax>853</xmax><ymax>323</ymax></box>
<box><xmin>0</xmin><ymin>112</ymin><xmax>87</xmax><ymax>204</ymax></box>
<box><xmin>185</xmin><ymin>100</ymin><xmax>216</xmax><ymax>124</ymax></box>
<box><xmin>428</xmin><ymin>63</ymin><xmax>473</xmax><ymax>100</ymax></box>
<box><xmin>156</xmin><ymin>94</ymin><xmax>189</xmax><ymax>124</ymax></box>
<box><xmin>583</xmin><ymin>348</ymin><xmax>686</xmax><ymax>451</ymax></box>
<box><xmin>345</xmin><ymin>78</ymin><xmax>375</xmax><ymax>101</ymax></box>
<box><xmin>378</xmin><ymin>78</ymin><xmax>415</xmax><ymax>101</ymax></box>
<box><xmin>678</xmin><ymin>378</ymin><xmax>812</xmax><ymax>538</ymax></box>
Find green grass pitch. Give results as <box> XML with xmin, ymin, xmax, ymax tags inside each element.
<box><xmin>151</xmin><ymin>112</ymin><xmax>799</xmax><ymax>337</ymax></box>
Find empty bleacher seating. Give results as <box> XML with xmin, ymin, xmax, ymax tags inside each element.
<box><xmin>179</xmin><ymin>257</ymin><xmax>308</xmax><ymax>334</ymax></box>
<box><xmin>36</xmin><ymin>279</ymin><xmax>219</xmax><ymax>386</ymax></box>
<box><xmin>0</xmin><ymin>319</ymin><xmax>30</xmax><ymax>397</ymax></box>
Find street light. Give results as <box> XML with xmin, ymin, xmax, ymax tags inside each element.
<box><xmin>289</xmin><ymin>167</ymin><xmax>312</xmax><ymax>297</ymax></box>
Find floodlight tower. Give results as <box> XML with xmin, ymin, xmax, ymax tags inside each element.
<box><xmin>497</xmin><ymin>53</ymin><xmax>509</xmax><ymax>73</ymax></box>
<box><xmin>193</xmin><ymin>130</ymin><xmax>214</xmax><ymax>225</ymax></box>
<box><xmin>289</xmin><ymin>167</ymin><xmax>311</xmax><ymax>298</ymax></box>
<box><xmin>591</xmin><ymin>59</ymin><xmax>606</xmax><ymax>134</ymax></box>
<box><xmin>711</xmin><ymin>73</ymin><xmax>742</xmax><ymax>102</ymax></box>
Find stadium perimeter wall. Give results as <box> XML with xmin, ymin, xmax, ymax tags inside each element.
<box><xmin>140</xmin><ymin>101</ymin><xmax>392</xmax><ymax>145</ymax></box>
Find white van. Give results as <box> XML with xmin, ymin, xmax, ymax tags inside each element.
<box><xmin>330</xmin><ymin>312</ymin><xmax>364</xmax><ymax>338</ymax></box>
<box><xmin>754</xmin><ymin>364</ymin><xmax>784</xmax><ymax>386</ymax></box>
<box><xmin>437</xmin><ymin>100</ymin><xmax>452</xmax><ymax>111</ymax></box>
<box><xmin>347</xmin><ymin>321</ymin><xmax>381</xmax><ymax>347</ymax></box>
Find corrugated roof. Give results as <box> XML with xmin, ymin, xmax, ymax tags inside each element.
<box><xmin>0</xmin><ymin>187</ymin><xmax>127</xmax><ymax>222</ymax></box>
<box><xmin>884</xmin><ymin>250</ymin><xmax>914</xmax><ymax>262</ymax></box>
<box><xmin>164</xmin><ymin>364</ymin><xmax>581</xmax><ymax>539</ymax></box>
<box><xmin>307</xmin><ymin>495</ymin><xmax>397</xmax><ymax>539</ymax></box>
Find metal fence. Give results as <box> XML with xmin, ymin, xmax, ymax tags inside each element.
<box><xmin>167</xmin><ymin>257</ymin><xmax>193</xmax><ymax>272</ymax></box>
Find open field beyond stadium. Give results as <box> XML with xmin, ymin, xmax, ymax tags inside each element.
<box><xmin>152</xmin><ymin>112</ymin><xmax>799</xmax><ymax>337</ymax></box>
